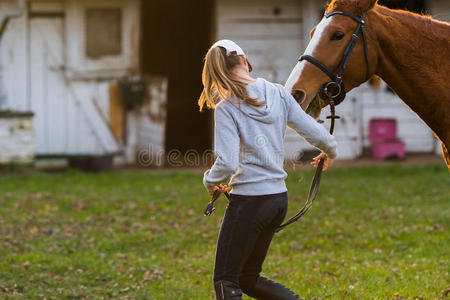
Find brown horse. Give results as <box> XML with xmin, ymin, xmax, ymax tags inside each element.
<box><xmin>285</xmin><ymin>0</ymin><xmax>450</xmax><ymax>168</ymax></box>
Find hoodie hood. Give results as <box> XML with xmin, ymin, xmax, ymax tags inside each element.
<box><xmin>228</xmin><ymin>78</ymin><xmax>283</xmax><ymax>124</ymax></box>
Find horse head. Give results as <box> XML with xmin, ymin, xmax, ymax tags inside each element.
<box><xmin>285</xmin><ymin>0</ymin><xmax>379</xmax><ymax>118</ymax></box>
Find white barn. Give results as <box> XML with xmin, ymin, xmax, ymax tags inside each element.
<box><xmin>0</xmin><ymin>0</ymin><xmax>166</xmax><ymax>167</ymax></box>
<box><xmin>0</xmin><ymin>0</ymin><xmax>447</xmax><ymax>166</ymax></box>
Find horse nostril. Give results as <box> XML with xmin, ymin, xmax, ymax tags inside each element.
<box><xmin>291</xmin><ymin>90</ymin><xmax>306</xmax><ymax>104</ymax></box>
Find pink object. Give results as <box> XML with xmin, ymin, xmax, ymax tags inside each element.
<box><xmin>369</xmin><ymin>119</ymin><xmax>397</xmax><ymax>143</ymax></box>
<box><xmin>369</xmin><ymin>118</ymin><xmax>405</xmax><ymax>160</ymax></box>
<box><xmin>371</xmin><ymin>141</ymin><xmax>405</xmax><ymax>160</ymax></box>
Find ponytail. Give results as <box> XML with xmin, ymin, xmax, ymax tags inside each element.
<box><xmin>198</xmin><ymin>46</ymin><xmax>263</xmax><ymax>112</ymax></box>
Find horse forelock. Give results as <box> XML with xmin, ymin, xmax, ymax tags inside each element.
<box><xmin>326</xmin><ymin>0</ymin><xmax>377</xmax><ymax>16</ymax></box>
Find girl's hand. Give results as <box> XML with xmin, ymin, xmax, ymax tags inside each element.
<box><xmin>311</xmin><ymin>153</ymin><xmax>333</xmax><ymax>171</ymax></box>
<box><xmin>208</xmin><ymin>184</ymin><xmax>232</xmax><ymax>195</ymax></box>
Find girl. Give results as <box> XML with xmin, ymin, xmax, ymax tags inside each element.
<box><xmin>199</xmin><ymin>39</ymin><xmax>337</xmax><ymax>300</ymax></box>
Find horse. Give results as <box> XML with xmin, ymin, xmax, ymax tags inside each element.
<box><xmin>285</xmin><ymin>0</ymin><xmax>450</xmax><ymax>168</ymax></box>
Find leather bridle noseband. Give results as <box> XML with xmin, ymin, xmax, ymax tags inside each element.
<box><xmin>204</xmin><ymin>10</ymin><xmax>372</xmax><ymax>233</ymax></box>
<box><xmin>299</xmin><ymin>10</ymin><xmax>371</xmax><ymax>106</ymax></box>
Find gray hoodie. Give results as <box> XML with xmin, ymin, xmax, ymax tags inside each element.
<box><xmin>203</xmin><ymin>77</ymin><xmax>337</xmax><ymax>196</ymax></box>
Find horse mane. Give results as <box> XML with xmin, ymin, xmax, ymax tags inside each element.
<box><xmin>375</xmin><ymin>5</ymin><xmax>450</xmax><ymax>30</ymax></box>
<box><xmin>326</xmin><ymin>0</ymin><xmax>450</xmax><ymax>29</ymax></box>
<box><xmin>374</xmin><ymin>6</ymin><xmax>450</xmax><ymax>51</ymax></box>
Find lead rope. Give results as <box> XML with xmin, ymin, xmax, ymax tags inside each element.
<box><xmin>204</xmin><ymin>188</ymin><xmax>230</xmax><ymax>216</ymax></box>
<box><xmin>275</xmin><ymin>97</ymin><xmax>338</xmax><ymax>233</ymax></box>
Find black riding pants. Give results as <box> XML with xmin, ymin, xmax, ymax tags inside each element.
<box><xmin>213</xmin><ymin>191</ymin><xmax>288</xmax><ymax>290</ymax></box>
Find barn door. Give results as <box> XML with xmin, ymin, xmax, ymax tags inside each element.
<box><xmin>30</xmin><ymin>17</ymin><xmax>118</xmax><ymax>156</ymax></box>
<box><xmin>30</xmin><ymin>17</ymin><xmax>67</xmax><ymax>154</ymax></box>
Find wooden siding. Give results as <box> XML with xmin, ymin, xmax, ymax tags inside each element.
<box><xmin>0</xmin><ymin>2</ymin><xmax>28</xmax><ymax>111</ymax></box>
<box><xmin>217</xmin><ymin>0</ymin><xmax>305</xmax><ymax>83</ymax></box>
<box><xmin>0</xmin><ymin>0</ymin><xmax>143</xmax><ymax>157</ymax></box>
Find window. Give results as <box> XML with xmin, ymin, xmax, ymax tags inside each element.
<box><xmin>85</xmin><ymin>8</ymin><xmax>122</xmax><ymax>59</ymax></box>
<box><xmin>65</xmin><ymin>0</ymin><xmax>139</xmax><ymax>78</ymax></box>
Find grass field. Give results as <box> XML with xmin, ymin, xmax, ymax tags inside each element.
<box><xmin>0</xmin><ymin>163</ymin><xmax>449</xmax><ymax>299</ymax></box>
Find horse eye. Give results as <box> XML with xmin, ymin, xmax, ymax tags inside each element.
<box><xmin>331</xmin><ymin>32</ymin><xmax>345</xmax><ymax>41</ymax></box>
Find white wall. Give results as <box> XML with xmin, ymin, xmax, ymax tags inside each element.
<box><xmin>0</xmin><ymin>114</ymin><xmax>34</xmax><ymax>164</ymax></box>
<box><xmin>428</xmin><ymin>0</ymin><xmax>450</xmax><ymax>22</ymax></box>
<box><xmin>0</xmin><ymin>0</ymin><xmax>28</xmax><ymax>111</ymax></box>
<box><xmin>216</xmin><ymin>0</ymin><xmax>305</xmax><ymax>83</ymax></box>
<box><xmin>132</xmin><ymin>76</ymin><xmax>168</xmax><ymax>167</ymax></box>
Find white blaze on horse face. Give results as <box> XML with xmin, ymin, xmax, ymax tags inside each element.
<box><xmin>284</xmin><ymin>61</ymin><xmax>302</xmax><ymax>92</ymax></box>
<box><xmin>284</xmin><ymin>16</ymin><xmax>333</xmax><ymax>93</ymax></box>
<box><xmin>304</xmin><ymin>16</ymin><xmax>333</xmax><ymax>56</ymax></box>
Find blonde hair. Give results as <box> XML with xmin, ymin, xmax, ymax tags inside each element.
<box><xmin>198</xmin><ymin>46</ymin><xmax>263</xmax><ymax>112</ymax></box>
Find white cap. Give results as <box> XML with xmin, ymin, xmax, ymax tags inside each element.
<box><xmin>211</xmin><ymin>39</ymin><xmax>246</xmax><ymax>56</ymax></box>
<box><xmin>211</xmin><ymin>39</ymin><xmax>253</xmax><ymax>72</ymax></box>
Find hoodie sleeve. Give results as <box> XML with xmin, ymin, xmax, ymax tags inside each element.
<box><xmin>203</xmin><ymin>104</ymin><xmax>240</xmax><ymax>191</ymax></box>
<box><xmin>283</xmin><ymin>89</ymin><xmax>337</xmax><ymax>159</ymax></box>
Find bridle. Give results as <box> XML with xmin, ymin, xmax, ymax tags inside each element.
<box><xmin>204</xmin><ymin>10</ymin><xmax>372</xmax><ymax>233</ymax></box>
<box><xmin>299</xmin><ymin>10</ymin><xmax>371</xmax><ymax>107</ymax></box>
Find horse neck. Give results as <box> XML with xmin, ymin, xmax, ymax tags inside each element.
<box><xmin>371</xmin><ymin>6</ymin><xmax>450</xmax><ymax>144</ymax></box>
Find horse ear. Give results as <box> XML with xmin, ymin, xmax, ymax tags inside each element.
<box><xmin>357</xmin><ymin>0</ymin><xmax>378</xmax><ymax>12</ymax></box>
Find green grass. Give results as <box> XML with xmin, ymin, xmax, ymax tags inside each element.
<box><xmin>0</xmin><ymin>163</ymin><xmax>448</xmax><ymax>299</ymax></box>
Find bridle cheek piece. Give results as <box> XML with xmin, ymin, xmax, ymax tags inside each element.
<box><xmin>299</xmin><ymin>10</ymin><xmax>371</xmax><ymax>107</ymax></box>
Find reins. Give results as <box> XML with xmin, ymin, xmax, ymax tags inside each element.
<box><xmin>204</xmin><ymin>10</ymin><xmax>371</xmax><ymax>233</ymax></box>
<box><xmin>275</xmin><ymin>97</ymin><xmax>338</xmax><ymax>233</ymax></box>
